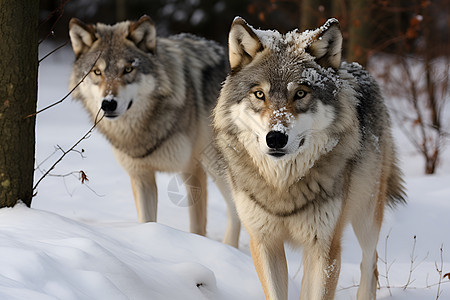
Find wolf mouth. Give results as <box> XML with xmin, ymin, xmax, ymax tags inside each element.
<box><xmin>103</xmin><ymin>100</ymin><xmax>133</xmax><ymax>119</ymax></box>
<box><xmin>298</xmin><ymin>137</ymin><xmax>305</xmax><ymax>148</ymax></box>
<box><xmin>267</xmin><ymin>137</ymin><xmax>306</xmax><ymax>157</ymax></box>
<box><xmin>103</xmin><ymin>113</ymin><xmax>118</xmax><ymax>119</ymax></box>
<box><xmin>127</xmin><ymin>100</ymin><xmax>133</xmax><ymax>110</ymax></box>
<box><xmin>268</xmin><ymin>150</ymin><xmax>286</xmax><ymax>157</ymax></box>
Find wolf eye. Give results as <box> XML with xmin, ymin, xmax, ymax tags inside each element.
<box><xmin>93</xmin><ymin>69</ymin><xmax>101</xmax><ymax>76</ymax></box>
<box><xmin>294</xmin><ymin>90</ymin><xmax>307</xmax><ymax>100</ymax></box>
<box><xmin>124</xmin><ymin>66</ymin><xmax>134</xmax><ymax>74</ymax></box>
<box><xmin>254</xmin><ymin>90</ymin><xmax>265</xmax><ymax>100</ymax></box>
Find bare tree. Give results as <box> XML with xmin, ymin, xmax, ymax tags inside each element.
<box><xmin>0</xmin><ymin>1</ymin><xmax>40</xmax><ymax>207</ymax></box>
<box><xmin>370</xmin><ymin>0</ymin><xmax>449</xmax><ymax>174</ymax></box>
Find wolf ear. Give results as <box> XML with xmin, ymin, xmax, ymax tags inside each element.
<box><xmin>228</xmin><ymin>17</ymin><xmax>263</xmax><ymax>72</ymax></box>
<box><xmin>69</xmin><ymin>18</ymin><xmax>96</xmax><ymax>58</ymax></box>
<box><xmin>307</xmin><ymin>19</ymin><xmax>343</xmax><ymax>69</ymax></box>
<box><xmin>128</xmin><ymin>15</ymin><xmax>156</xmax><ymax>53</ymax></box>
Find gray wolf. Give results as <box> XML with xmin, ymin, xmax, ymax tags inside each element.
<box><xmin>213</xmin><ymin>17</ymin><xmax>406</xmax><ymax>299</ymax></box>
<box><xmin>68</xmin><ymin>15</ymin><xmax>240</xmax><ymax>247</ymax></box>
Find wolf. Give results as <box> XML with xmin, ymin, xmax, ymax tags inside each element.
<box><xmin>68</xmin><ymin>15</ymin><xmax>240</xmax><ymax>247</ymax></box>
<box><xmin>213</xmin><ymin>17</ymin><xmax>406</xmax><ymax>299</ymax></box>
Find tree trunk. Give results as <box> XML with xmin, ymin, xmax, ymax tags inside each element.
<box><xmin>299</xmin><ymin>0</ymin><xmax>332</xmax><ymax>30</ymax></box>
<box><xmin>347</xmin><ymin>0</ymin><xmax>371</xmax><ymax>66</ymax></box>
<box><xmin>116</xmin><ymin>0</ymin><xmax>127</xmax><ymax>22</ymax></box>
<box><xmin>0</xmin><ymin>0</ymin><xmax>39</xmax><ymax>207</ymax></box>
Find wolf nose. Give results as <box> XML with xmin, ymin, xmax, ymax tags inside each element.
<box><xmin>101</xmin><ymin>99</ymin><xmax>118</xmax><ymax>113</ymax></box>
<box><xmin>266</xmin><ymin>131</ymin><xmax>288</xmax><ymax>149</ymax></box>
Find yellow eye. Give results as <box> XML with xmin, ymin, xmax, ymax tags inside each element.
<box><xmin>124</xmin><ymin>66</ymin><xmax>134</xmax><ymax>74</ymax></box>
<box><xmin>254</xmin><ymin>90</ymin><xmax>265</xmax><ymax>100</ymax></box>
<box><xmin>295</xmin><ymin>90</ymin><xmax>307</xmax><ymax>100</ymax></box>
<box><xmin>93</xmin><ymin>69</ymin><xmax>101</xmax><ymax>76</ymax></box>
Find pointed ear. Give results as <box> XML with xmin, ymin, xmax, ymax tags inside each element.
<box><xmin>307</xmin><ymin>19</ymin><xmax>343</xmax><ymax>69</ymax></box>
<box><xmin>228</xmin><ymin>17</ymin><xmax>263</xmax><ymax>72</ymax></box>
<box><xmin>128</xmin><ymin>15</ymin><xmax>156</xmax><ymax>53</ymax></box>
<box><xmin>69</xmin><ymin>18</ymin><xmax>96</xmax><ymax>58</ymax></box>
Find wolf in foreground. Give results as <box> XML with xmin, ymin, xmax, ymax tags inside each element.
<box><xmin>68</xmin><ymin>15</ymin><xmax>240</xmax><ymax>247</ymax></box>
<box><xmin>213</xmin><ymin>17</ymin><xmax>406</xmax><ymax>299</ymax></box>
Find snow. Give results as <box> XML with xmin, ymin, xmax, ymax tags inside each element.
<box><xmin>270</xmin><ymin>107</ymin><xmax>294</xmax><ymax>133</ymax></box>
<box><xmin>1</xmin><ymin>44</ymin><xmax>449</xmax><ymax>299</ymax></box>
<box><xmin>249</xmin><ymin>17</ymin><xmax>339</xmax><ymax>58</ymax></box>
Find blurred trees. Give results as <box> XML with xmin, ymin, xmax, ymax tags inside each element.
<box><xmin>297</xmin><ymin>0</ymin><xmax>448</xmax><ymax>174</ymax></box>
<box><xmin>368</xmin><ymin>0</ymin><xmax>449</xmax><ymax>174</ymax></box>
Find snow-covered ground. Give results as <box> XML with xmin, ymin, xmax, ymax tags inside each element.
<box><xmin>1</xmin><ymin>44</ymin><xmax>449</xmax><ymax>299</ymax></box>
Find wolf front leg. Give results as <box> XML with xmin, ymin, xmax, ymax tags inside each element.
<box><xmin>299</xmin><ymin>242</ymin><xmax>341</xmax><ymax>300</ymax></box>
<box><xmin>130</xmin><ymin>172</ymin><xmax>158</xmax><ymax>223</ymax></box>
<box><xmin>351</xmin><ymin>193</ymin><xmax>385</xmax><ymax>300</ymax></box>
<box><xmin>182</xmin><ymin>165</ymin><xmax>207</xmax><ymax>237</ymax></box>
<box><xmin>213</xmin><ymin>175</ymin><xmax>241</xmax><ymax>247</ymax></box>
<box><xmin>249</xmin><ymin>233</ymin><xmax>288</xmax><ymax>300</ymax></box>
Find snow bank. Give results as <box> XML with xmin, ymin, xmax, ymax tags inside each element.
<box><xmin>0</xmin><ymin>203</ymin><xmax>262</xmax><ymax>300</ymax></box>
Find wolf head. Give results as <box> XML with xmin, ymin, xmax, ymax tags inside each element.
<box><xmin>216</xmin><ymin>18</ymin><xmax>345</xmax><ymax>162</ymax></box>
<box><xmin>69</xmin><ymin>15</ymin><xmax>157</xmax><ymax>119</ymax></box>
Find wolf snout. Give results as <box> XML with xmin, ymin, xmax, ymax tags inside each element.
<box><xmin>266</xmin><ymin>131</ymin><xmax>288</xmax><ymax>149</ymax></box>
<box><xmin>101</xmin><ymin>98</ymin><xmax>118</xmax><ymax>114</ymax></box>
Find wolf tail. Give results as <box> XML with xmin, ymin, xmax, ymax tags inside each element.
<box><xmin>386</xmin><ymin>161</ymin><xmax>407</xmax><ymax>207</ymax></box>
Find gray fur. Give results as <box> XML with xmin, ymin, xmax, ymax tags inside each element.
<box><xmin>214</xmin><ymin>17</ymin><xmax>405</xmax><ymax>299</ymax></box>
<box><xmin>69</xmin><ymin>16</ymin><xmax>240</xmax><ymax>247</ymax></box>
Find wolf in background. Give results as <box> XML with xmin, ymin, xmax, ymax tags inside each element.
<box><xmin>213</xmin><ymin>17</ymin><xmax>406</xmax><ymax>299</ymax></box>
<box><xmin>68</xmin><ymin>15</ymin><xmax>240</xmax><ymax>247</ymax></box>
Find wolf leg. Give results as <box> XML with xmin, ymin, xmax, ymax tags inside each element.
<box><xmin>214</xmin><ymin>176</ymin><xmax>241</xmax><ymax>247</ymax></box>
<box><xmin>352</xmin><ymin>173</ymin><xmax>387</xmax><ymax>300</ymax></box>
<box><xmin>249</xmin><ymin>234</ymin><xmax>288</xmax><ymax>300</ymax></box>
<box><xmin>299</xmin><ymin>242</ymin><xmax>341</xmax><ymax>300</ymax></box>
<box><xmin>352</xmin><ymin>204</ymin><xmax>383</xmax><ymax>300</ymax></box>
<box><xmin>183</xmin><ymin>165</ymin><xmax>207</xmax><ymax>236</ymax></box>
<box><xmin>352</xmin><ymin>217</ymin><xmax>380</xmax><ymax>300</ymax></box>
<box><xmin>130</xmin><ymin>172</ymin><xmax>157</xmax><ymax>223</ymax></box>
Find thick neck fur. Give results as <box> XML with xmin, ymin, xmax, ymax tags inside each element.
<box><xmin>239</xmin><ymin>131</ymin><xmax>340</xmax><ymax>190</ymax></box>
<box><xmin>97</xmin><ymin>97</ymin><xmax>189</xmax><ymax>159</ymax></box>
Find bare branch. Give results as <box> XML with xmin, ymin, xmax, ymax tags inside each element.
<box><xmin>435</xmin><ymin>245</ymin><xmax>444</xmax><ymax>300</ymax></box>
<box><xmin>33</xmin><ymin>109</ymin><xmax>104</xmax><ymax>192</ymax></box>
<box><xmin>26</xmin><ymin>52</ymin><xmax>101</xmax><ymax>119</ymax></box>
<box><xmin>38</xmin><ymin>40</ymin><xmax>69</xmax><ymax>64</ymax></box>
<box><xmin>383</xmin><ymin>230</ymin><xmax>393</xmax><ymax>296</ymax></box>
<box><xmin>38</xmin><ymin>0</ymin><xmax>70</xmax><ymax>44</ymax></box>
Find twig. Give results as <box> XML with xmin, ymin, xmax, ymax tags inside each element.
<box><xmin>38</xmin><ymin>0</ymin><xmax>70</xmax><ymax>44</ymax></box>
<box><xmin>25</xmin><ymin>52</ymin><xmax>101</xmax><ymax>119</ymax></box>
<box><xmin>382</xmin><ymin>230</ymin><xmax>393</xmax><ymax>296</ymax></box>
<box><xmin>436</xmin><ymin>245</ymin><xmax>444</xmax><ymax>300</ymax></box>
<box><xmin>404</xmin><ymin>235</ymin><xmax>418</xmax><ymax>289</ymax></box>
<box><xmin>33</xmin><ymin>109</ymin><xmax>104</xmax><ymax>192</ymax></box>
<box><xmin>55</xmin><ymin>145</ymin><xmax>86</xmax><ymax>159</ymax></box>
<box><xmin>38</xmin><ymin>40</ymin><xmax>69</xmax><ymax>63</ymax></box>
<box><xmin>49</xmin><ymin>170</ymin><xmax>105</xmax><ymax>197</ymax></box>
<box><xmin>35</xmin><ymin>147</ymin><xmax>60</xmax><ymax>171</ymax></box>
<box><xmin>35</xmin><ymin>145</ymin><xmax>85</xmax><ymax>173</ymax></box>
<box><xmin>337</xmin><ymin>238</ymin><xmax>449</xmax><ymax>296</ymax></box>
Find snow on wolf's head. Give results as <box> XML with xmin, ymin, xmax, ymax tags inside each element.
<box><xmin>219</xmin><ymin>17</ymin><xmax>343</xmax><ymax>161</ymax></box>
<box><xmin>69</xmin><ymin>15</ymin><xmax>157</xmax><ymax>120</ymax></box>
